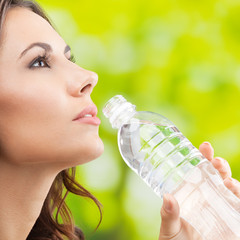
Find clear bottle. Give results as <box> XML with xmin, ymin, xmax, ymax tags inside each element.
<box><xmin>102</xmin><ymin>95</ymin><xmax>240</xmax><ymax>240</ymax></box>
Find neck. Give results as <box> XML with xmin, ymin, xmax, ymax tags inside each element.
<box><xmin>0</xmin><ymin>161</ymin><xmax>58</xmax><ymax>240</ymax></box>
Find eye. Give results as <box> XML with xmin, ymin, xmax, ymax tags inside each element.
<box><xmin>29</xmin><ymin>56</ymin><xmax>50</xmax><ymax>69</ymax></box>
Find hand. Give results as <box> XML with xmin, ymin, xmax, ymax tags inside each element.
<box><xmin>158</xmin><ymin>141</ymin><xmax>240</xmax><ymax>240</ymax></box>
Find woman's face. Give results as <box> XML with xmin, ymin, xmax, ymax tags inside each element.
<box><xmin>0</xmin><ymin>7</ymin><xmax>104</xmax><ymax>168</ymax></box>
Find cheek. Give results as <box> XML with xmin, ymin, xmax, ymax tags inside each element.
<box><xmin>0</xmin><ymin>80</ymin><xmax>68</xmax><ymax>162</ymax></box>
<box><xmin>0</xmin><ymin>84</ymin><xmax>104</xmax><ymax>166</ymax></box>
<box><xmin>0</xmin><ymin>83</ymin><xmax>65</xmax><ymax>131</ymax></box>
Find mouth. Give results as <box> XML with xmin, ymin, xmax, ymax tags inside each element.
<box><xmin>73</xmin><ymin>105</ymin><xmax>101</xmax><ymax>126</ymax></box>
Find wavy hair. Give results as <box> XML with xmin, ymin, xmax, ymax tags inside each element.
<box><xmin>0</xmin><ymin>0</ymin><xmax>102</xmax><ymax>239</ymax></box>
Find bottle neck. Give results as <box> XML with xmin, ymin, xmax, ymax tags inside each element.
<box><xmin>103</xmin><ymin>95</ymin><xmax>137</xmax><ymax>129</ymax></box>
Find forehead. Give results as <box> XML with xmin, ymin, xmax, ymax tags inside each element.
<box><xmin>0</xmin><ymin>7</ymin><xmax>65</xmax><ymax>57</ymax></box>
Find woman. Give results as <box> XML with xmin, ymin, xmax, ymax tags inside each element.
<box><xmin>0</xmin><ymin>1</ymin><xmax>239</xmax><ymax>240</ymax></box>
<box><xmin>0</xmin><ymin>0</ymin><xmax>103</xmax><ymax>239</ymax></box>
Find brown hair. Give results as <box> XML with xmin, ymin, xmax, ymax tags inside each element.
<box><xmin>0</xmin><ymin>0</ymin><xmax>102</xmax><ymax>239</ymax></box>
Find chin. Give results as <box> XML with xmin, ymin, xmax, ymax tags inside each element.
<box><xmin>69</xmin><ymin>137</ymin><xmax>104</xmax><ymax>167</ymax></box>
<box><xmin>86</xmin><ymin>137</ymin><xmax>104</xmax><ymax>160</ymax></box>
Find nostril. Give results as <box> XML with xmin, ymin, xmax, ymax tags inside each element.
<box><xmin>80</xmin><ymin>83</ymin><xmax>92</xmax><ymax>94</ymax></box>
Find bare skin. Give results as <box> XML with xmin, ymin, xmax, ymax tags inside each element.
<box><xmin>0</xmin><ymin>7</ymin><xmax>103</xmax><ymax>240</ymax></box>
<box><xmin>0</xmin><ymin>6</ymin><xmax>238</xmax><ymax>240</ymax></box>
<box><xmin>159</xmin><ymin>142</ymin><xmax>240</xmax><ymax>240</ymax></box>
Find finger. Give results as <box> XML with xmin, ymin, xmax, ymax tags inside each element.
<box><xmin>211</xmin><ymin>157</ymin><xmax>232</xmax><ymax>179</ymax></box>
<box><xmin>199</xmin><ymin>142</ymin><xmax>214</xmax><ymax>161</ymax></box>
<box><xmin>159</xmin><ymin>194</ymin><xmax>181</xmax><ymax>239</ymax></box>
<box><xmin>224</xmin><ymin>177</ymin><xmax>240</xmax><ymax>199</ymax></box>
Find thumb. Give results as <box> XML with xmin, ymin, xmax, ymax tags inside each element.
<box><xmin>159</xmin><ymin>194</ymin><xmax>181</xmax><ymax>239</ymax></box>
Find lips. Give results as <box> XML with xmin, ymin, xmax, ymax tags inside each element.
<box><xmin>73</xmin><ymin>105</ymin><xmax>101</xmax><ymax>125</ymax></box>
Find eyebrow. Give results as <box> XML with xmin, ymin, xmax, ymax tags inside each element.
<box><xmin>19</xmin><ymin>42</ymin><xmax>71</xmax><ymax>59</ymax></box>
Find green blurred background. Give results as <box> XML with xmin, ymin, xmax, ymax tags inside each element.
<box><xmin>37</xmin><ymin>0</ymin><xmax>240</xmax><ymax>239</ymax></box>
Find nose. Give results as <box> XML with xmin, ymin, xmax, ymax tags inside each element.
<box><xmin>67</xmin><ymin>66</ymin><xmax>98</xmax><ymax>97</ymax></box>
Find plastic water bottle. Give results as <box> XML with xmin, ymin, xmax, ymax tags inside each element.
<box><xmin>102</xmin><ymin>95</ymin><xmax>240</xmax><ymax>240</ymax></box>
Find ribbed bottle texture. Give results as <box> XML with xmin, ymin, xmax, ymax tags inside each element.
<box><xmin>102</xmin><ymin>95</ymin><xmax>136</xmax><ymax>129</ymax></box>
<box><xmin>103</xmin><ymin>95</ymin><xmax>240</xmax><ymax>240</ymax></box>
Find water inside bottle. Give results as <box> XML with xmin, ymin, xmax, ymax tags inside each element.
<box><xmin>118</xmin><ymin>122</ymin><xmax>205</xmax><ymax>196</ymax></box>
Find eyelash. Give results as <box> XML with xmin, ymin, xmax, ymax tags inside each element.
<box><xmin>69</xmin><ymin>54</ymin><xmax>76</xmax><ymax>63</ymax></box>
<box><xmin>29</xmin><ymin>53</ymin><xmax>76</xmax><ymax>69</ymax></box>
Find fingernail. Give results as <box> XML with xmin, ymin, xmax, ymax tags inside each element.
<box><xmin>163</xmin><ymin>194</ymin><xmax>172</xmax><ymax>212</ymax></box>
<box><xmin>214</xmin><ymin>157</ymin><xmax>224</xmax><ymax>164</ymax></box>
<box><xmin>203</xmin><ymin>141</ymin><xmax>211</xmax><ymax>146</ymax></box>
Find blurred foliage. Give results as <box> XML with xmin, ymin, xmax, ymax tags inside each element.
<box><xmin>37</xmin><ymin>0</ymin><xmax>240</xmax><ymax>239</ymax></box>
